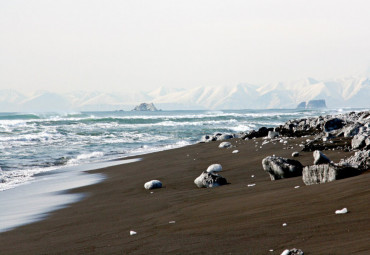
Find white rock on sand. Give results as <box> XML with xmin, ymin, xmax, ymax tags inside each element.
<box><xmin>130</xmin><ymin>230</ymin><xmax>137</xmax><ymax>236</ymax></box>
<box><xmin>206</xmin><ymin>164</ymin><xmax>222</xmax><ymax>173</ymax></box>
<box><xmin>144</xmin><ymin>180</ymin><xmax>162</xmax><ymax>190</ymax></box>
<box><xmin>218</xmin><ymin>142</ymin><xmax>232</xmax><ymax>148</ymax></box>
<box><xmin>232</xmin><ymin>150</ymin><xmax>239</xmax><ymax>153</ymax></box>
<box><xmin>335</xmin><ymin>208</ymin><xmax>348</xmax><ymax>214</ymax></box>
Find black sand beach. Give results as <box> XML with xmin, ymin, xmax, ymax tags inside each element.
<box><xmin>0</xmin><ymin>135</ymin><xmax>369</xmax><ymax>254</ymax></box>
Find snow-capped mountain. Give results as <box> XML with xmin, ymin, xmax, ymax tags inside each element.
<box><xmin>0</xmin><ymin>76</ymin><xmax>369</xmax><ymax>111</ymax></box>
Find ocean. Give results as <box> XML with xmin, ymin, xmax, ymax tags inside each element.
<box><xmin>0</xmin><ymin>108</ymin><xmax>351</xmax><ymax>192</ymax></box>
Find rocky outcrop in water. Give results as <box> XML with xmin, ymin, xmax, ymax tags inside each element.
<box><xmin>297</xmin><ymin>99</ymin><xmax>326</xmax><ymax>109</ymax></box>
<box><xmin>132</xmin><ymin>103</ymin><xmax>159</xmax><ymax>111</ymax></box>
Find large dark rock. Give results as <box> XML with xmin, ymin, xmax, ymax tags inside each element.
<box><xmin>262</xmin><ymin>156</ymin><xmax>303</xmax><ymax>180</ymax></box>
<box><xmin>302</xmin><ymin>164</ymin><xmax>360</xmax><ymax>185</ymax></box>
<box><xmin>244</xmin><ymin>127</ymin><xmax>273</xmax><ymax>139</ymax></box>
<box><xmin>324</xmin><ymin>118</ymin><xmax>345</xmax><ymax>132</ymax></box>
<box><xmin>194</xmin><ymin>171</ymin><xmax>227</xmax><ymax>188</ymax></box>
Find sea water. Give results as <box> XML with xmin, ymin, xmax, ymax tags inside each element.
<box><xmin>0</xmin><ymin>109</ymin><xmax>354</xmax><ymax>192</ymax></box>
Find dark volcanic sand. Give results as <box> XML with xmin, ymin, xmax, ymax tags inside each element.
<box><xmin>0</xmin><ymin>137</ymin><xmax>369</xmax><ymax>254</ymax></box>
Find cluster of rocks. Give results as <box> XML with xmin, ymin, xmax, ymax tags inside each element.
<box><xmin>200</xmin><ymin>132</ymin><xmax>236</xmax><ymax>143</ymax></box>
<box><xmin>262</xmin><ymin>148</ymin><xmax>368</xmax><ymax>185</ymax></box>
<box><xmin>144</xmin><ymin>164</ymin><xmax>228</xmax><ymax>191</ymax></box>
<box><xmin>200</xmin><ymin>110</ymin><xmax>369</xmax><ymax>185</ymax></box>
<box><xmin>275</xmin><ymin>110</ymin><xmax>370</xmax><ymax>151</ymax></box>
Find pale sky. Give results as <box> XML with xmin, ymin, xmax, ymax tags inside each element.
<box><xmin>1</xmin><ymin>0</ymin><xmax>370</xmax><ymax>93</ymax></box>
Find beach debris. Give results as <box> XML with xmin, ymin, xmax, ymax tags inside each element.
<box><xmin>281</xmin><ymin>248</ymin><xmax>304</xmax><ymax>255</ymax></box>
<box><xmin>144</xmin><ymin>180</ymin><xmax>162</xmax><ymax>190</ymax></box>
<box><xmin>130</xmin><ymin>230</ymin><xmax>137</xmax><ymax>236</ymax></box>
<box><xmin>269</xmin><ymin>249</ymin><xmax>274</xmax><ymax>252</ymax></box>
<box><xmin>282</xmin><ymin>223</ymin><xmax>287</xmax><ymax>227</ymax></box>
<box><xmin>302</xmin><ymin>164</ymin><xmax>360</xmax><ymax>185</ymax></box>
<box><xmin>294</xmin><ymin>186</ymin><xmax>300</xmax><ymax>189</ymax></box>
<box><xmin>247</xmin><ymin>183</ymin><xmax>256</xmax><ymax>187</ymax></box>
<box><xmin>262</xmin><ymin>156</ymin><xmax>303</xmax><ymax>180</ymax></box>
<box><xmin>292</xmin><ymin>152</ymin><xmax>299</xmax><ymax>157</ymax></box>
<box><xmin>169</xmin><ymin>221</ymin><xmax>176</xmax><ymax>224</ymax></box>
<box><xmin>313</xmin><ymin>150</ymin><xmax>331</xmax><ymax>165</ymax></box>
<box><xmin>218</xmin><ymin>141</ymin><xmax>232</xmax><ymax>148</ymax></box>
<box><xmin>251</xmin><ymin>175</ymin><xmax>255</xmax><ymax>178</ymax></box>
<box><xmin>335</xmin><ymin>208</ymin><xmax>348</xmax><ymax>214</ymax></box>
<box><xmin>232</xmin><ymin>150</ymin><xmax>239</xmax><ymax>153</ymax></box>
<box><xmin>194</xmin><ymin>171</ymin><xmax>227</xmax><ymax>188</ymax></box>
<box><xmin>268</xmin><ymin>130</ymin><xmax>279</xmax><ymax>139</ymax></box>
<box><xmin>206</xmin><ymin>164</ymin><xmax>222</xmax><ymax>173</ymax></box>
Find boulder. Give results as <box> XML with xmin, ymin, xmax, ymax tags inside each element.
<box><xmin>144</xmin><ymin>180</ymin><xmax>162</xmax><ymax>190</ymax></box>
<box><xmin>302</xmin><ymin>164</ymin><xmax>360</xmax><ymax>185</ymax></box>
<box><xmin>343</xmin><ymin>123</ymin><xmax>362</xmax><ymax>137</ymax></box>
<box><xmin>194</xmin><ymin>171</ymin><xmax>227</xmax><ymax>188</ymax></box>
<box><xmin>292</xmin><ymin>152</ymin><xmax>299</xmax><ymax>157</ymax></box>
<box><xmin>268</xmin><ymin>131</ymin><xmax>279</xmax><ymax>139</ymax></box>
<box><xmin>351</xmin><ymin>134</ymin><xmax>370</xmax><ymax>149</ymax></box>
<box><xmin>324</xmin><ymin>118</ymin><xmax>345</xmax><ymax>132</ymax></box>
<box><xmin>200</xmin><ymin>134</ymin><xmax>216</xmax><ymax>143</ymax></box>
<box><xmin>244</xmin><ymin>127</ymin><xmax>273</xmax><ymax>139</ymax></box>
<box><xmin>206</xmin><ymin>164</ymin><xmax>222</xmax><ymax>173</ymax></box>
<box><xmin>262</xmin><ymin>156</ymin><xmax>303</xmax><ymax>180</ymax></box>
<box><xmin>339</xmin><ymin>150</ymin><xmax>370</xmax><ymax>170</ymax></box>
<box><xmin>313</xmin><ymin>150</ymin><xmax>331</xmax><ymax>165</ymax></box>
<box><xmin>218</xmin><ymin>142</ymin><xmax>232</xmax><ymax>148</ymax></box>
<box><xmin>281</xmin><ymin>248</ymin><xmax>304</xmax><ymax>255</ymax></box>
<box><xmin>217</xmin><ymin>134</ymin><xmax>234</xmax><ymax>141</ymax></box>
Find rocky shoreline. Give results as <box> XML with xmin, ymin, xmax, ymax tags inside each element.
<box><xmin>201</xmin><ymin>110</ymin><xmax>369</xmax><ymax>188</ymax></box>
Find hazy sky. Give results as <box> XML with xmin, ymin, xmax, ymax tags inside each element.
<box><xmin>1</xmin><ymin>0</ymin><xmax>370</xmax><ymax>93</ymax></box>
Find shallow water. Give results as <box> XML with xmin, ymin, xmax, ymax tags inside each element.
<box><xmin>0</xmin><ymin>159</ymin><xmax>140</xmax><ymax>232</ymax></box>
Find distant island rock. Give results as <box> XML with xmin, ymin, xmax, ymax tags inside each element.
<box><xmin>297</xmin><ymin>99</ymin><xmax>327</xmax><ymax>109</ymax></box>
<box><xmin>132</xmin><ymin>103</ymin><xmax>159</xmax><ymax>111</ymax></box>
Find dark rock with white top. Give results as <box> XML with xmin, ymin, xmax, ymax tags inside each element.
<box><xmin>313</xmin><ymin>150</ymin><xmax>331</xmax><ymax>165</ymax></box>
<box><xmin>262</xmin><ymin>156</ymin><xmax>303</xmax><ymax>180</ymax></box>
<box><xmin>194</xmin><ymin>171</ymin><xmax>227</xmax><ymax>188</ymax></box>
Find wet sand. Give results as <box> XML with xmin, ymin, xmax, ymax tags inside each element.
<box><xmin>0</xmin><ymin>137</ymin><xmax>369</xmax><ymax>254</ymax></box>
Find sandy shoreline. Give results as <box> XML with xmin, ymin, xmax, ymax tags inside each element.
<box><xmin>0</xmin><ymin>136</ymin><xmax>369</xmax><ymax>254</ymax></box>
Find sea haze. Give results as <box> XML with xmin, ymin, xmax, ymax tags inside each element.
<box><xmin>0</xmin><ymin>108</ymin><xmax>357</xmax><ymax>191</ymax></box>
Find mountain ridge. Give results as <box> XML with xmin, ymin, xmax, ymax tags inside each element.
<box><xmin>1</xmin><ymin>76</ymin><xmax>369</xmax><ymax>111</ymax></box>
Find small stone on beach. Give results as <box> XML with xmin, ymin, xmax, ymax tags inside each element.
<box><xmin>169</xmin><ymin>221</ymin><xmax>176</xmax><ymax>224</ymax></box>
<box><xmin>282</xmin><ymin>223</ymin><xmax>287</xmax><ymax>227</ymax></box>
<box><xmin>130</xmin><ymin>231</ymin><xmax>137</xmax><ymax>236</ymax></box>
<box><xmin>247</xmin><ymin>183</ymin><xmax>256</xmax><ymax>187</ymax></box>
<box><xmin>335</xmin><ymin>208</ymin><xmax>348</xmax><ymax>214</ymax></box>
<box><xmin>232</xmin><ymin>150</ymin><xmax>239</xmax><ymax>153</ymax></box>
